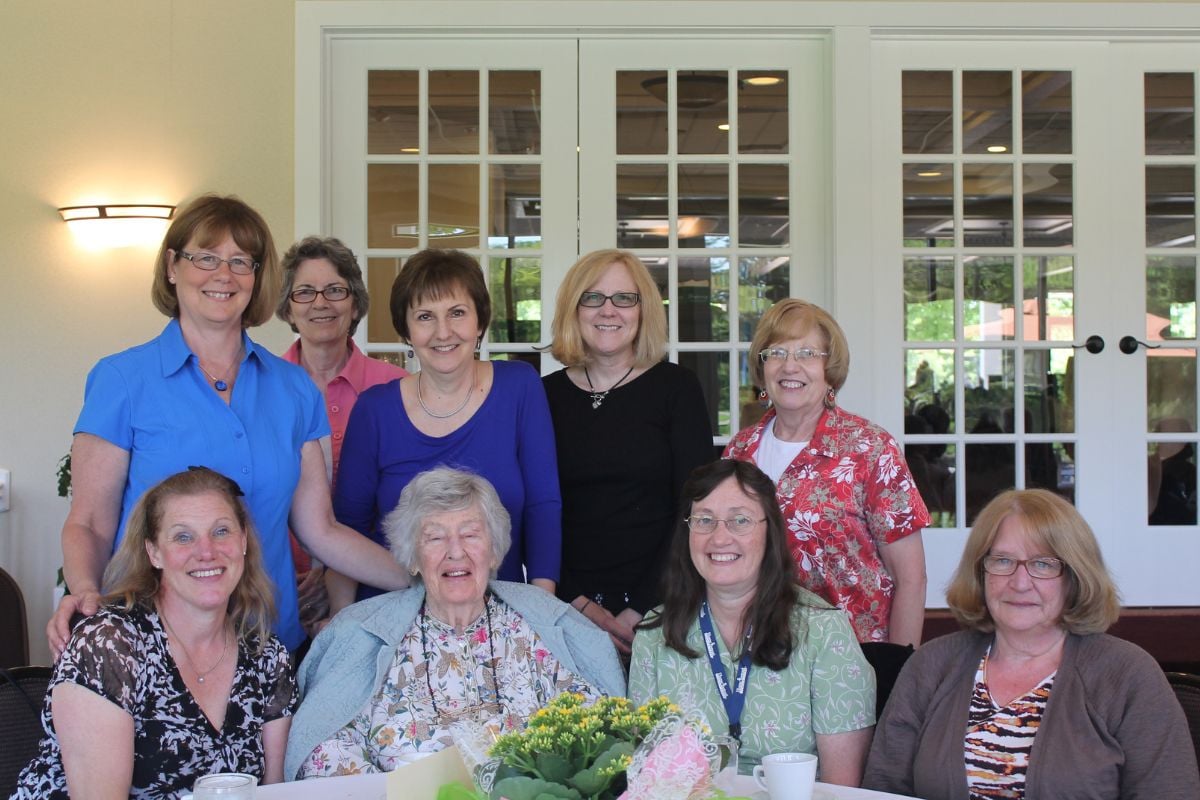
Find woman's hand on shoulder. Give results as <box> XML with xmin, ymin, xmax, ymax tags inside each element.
<box><xmin>572</xmin><ymin>596</ymin><xmax>636</xmax><ymax>655</ymax></box>
<box><xmin>48</xmin><ymin>591</ymin><xmax>101</xmax><ymax>660</ymax></box>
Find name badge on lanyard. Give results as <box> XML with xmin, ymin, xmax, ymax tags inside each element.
<box><xmin>698</xmin><ymin>600</ymin><xmax>752</xmax><ymax>742</ymax></box>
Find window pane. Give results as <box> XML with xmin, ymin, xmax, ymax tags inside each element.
<box><xmin>966</xmin><ymin>442</ymin><xmax>1015</xmax><ymax>525</ymax></box>
<box><xmin>487</xmin><ymin>256</ymin><xmax>541</xmax><ymax>344</ymax></box>
<box><xmin>1146</xmin><ymin>165</ymin><xmax>1196</xmax><ymax>247</ymax></box>
<box><xmin>367</xmin><ymin>164</ymin><xmax>419</xmax><ymax>249</ymax></box>
<box><xmin>738</xmin><ymin>164</ymin><xmax>789</xmax><ymax>247</ymax></box>
<box><xmin>965</xmin><ymin>348</ymin><xmax>1015</xmax><ymax>433</ymax></box>
<box><xmin>1026</xmin><ymin>442</ymin><xmax>1074</xmax><ymax>504</ymax></box>
<box><xmin>678</xmin><ymin>164</ymin><xmax>729</xmax><ymax>246</ymax></box>
<box><xmin>488</xmin><ymin>164</ymin><xmax>541</xmax><ymax>245</ymax></box>
<box><xmin>905</xmin><ymin>348</ymin><xmax>955</xmax><ymax>431</ymax></box>
<box><xmin>1022</xmin><ymin>70</ymin><xmax>1073</xmax><ymax>154</ymax></box>
<box><xmin>738</xmin><ymin>70</ymin><xmax>788</xmax><ymax>154</ymax></box>
<box><xmin>1024</xmin><ymin>349</ymin><xmax>1074</xmax><ymax>434</ymax></box>
<box><xmin>489</xmin><ymin>70</ymin><xmax>541</xmax><ymax>155</ymax></box>
<box><xmin>739</xmin><ymin>256</ymin><xmax>790</xmax><ymax>341</ymax></box>
<box><xmin>904</xmin><ymin>256</ymin><xmax>955</xmax><ymax>341</ymax></box>
<box><xmin>428</xmin><ymin>164</ymin><xmax>480</xmax><ymax>249</ymax></box>
<box><xmin>963</xmin><ymin>164</ymin><xmax>1014</xmax><ymax>247</ymax></box>
<box><xmin>1148</xmin><ymin>348</ymin><xmax>1197</xmax><ymax>433</ymax></box>
<box><xmin>963</xmin><ymin>71</ymin><xmax>1013</xmax><ymax>155</ymax></box>
<box><xmin>737</xmin><ymin>350</ymin><xmax>763</xmax><ymax>432</ymax></box>
<box><xmin>1146</xmin><ymin>255</ymin><xmax>1197</xmax><ymax>341</ymax></box>
<box><xmin>366</xmin><ymin>257</ymin><xmax>404</xmax><ymax>344</ymax></box>
<box><xmin>679</xmin><ymin>257</ymin><xmax>730</xmax><ymax>343</ymax></box>
<box><xmin>905</xmin><ymin>433</ymin><xmax>956</xmax><ymax>527</ymax></box>
<box><xmin>904</xmin><ymin>163</ymin><xmax>954</xmax><ymax>247</ymax></box>
<box><xmin>1145</xmin><ymin>72</ymin><xmax>1195</xmax><ymax>156</ymax></box>
<box><xmin>618</xmin><ymin>70</ymin><xmax>668</xmax><ymax>155</ymax></box>
<box><xmin>902</xmin><ymin>70</ymin><xmax>953</xmax><ymax>154</ymax></box>
<box><xmin>963</xmin><ymin>257</ymin><xmax>1014</xmax><ymax>342</ymax></box>
<box><xmin>680</xmin><ymin>351</ymin><xmax>728</xmax><ymax>437</ymax></box>
<box><xmin>428</xmin><ymin>70</ymin><xmax>479</xmax><ymax>155</ymax></box>
<box><xmin>617</xmin><ymin>164</ymin><xmax>669</xmax><ymax>248</ymax></box>
<box><xmin>368</xmin><ymin>70</ymin><xmax>419</xmax><ymax>154</ymax></box>
<box><xmin>1022</xmin><ymin>255</ymin><xmax>1075</xmax><ymax>342</ymax></box>
<box><xmin>1149</xmin><ymin>436</ymin><xmax>1198</xmax><ymax>525</ymax></box>
<box><xmin>678</xmin><ymin>71</ymin><xmax>729</xmax><ymax>155</ymax></box>
<box><xmin>1023</xmin><ymin>163</ymin><xmax>1073</xmax><ymax>247</ymax></box>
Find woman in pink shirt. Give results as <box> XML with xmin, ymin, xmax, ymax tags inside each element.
<box><xmin>277</xmin><ymin>236</ymin><xmax>406</xmax><ymax>636</ymax></box>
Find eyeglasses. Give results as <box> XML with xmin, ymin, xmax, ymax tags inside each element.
<box><xmin>981</xmin><ymin>554</ymin><xmax>1065</xmax><ymax>580</ymax></box>
<box><xmin>579</xmin><ymin>291</ymin><xmax>640</xmax><ymax>308</ymax></box>
<box><xmin>758</xmin><ymin>347</ymin><xmax>829</xmax><ymax>364</ymax></box>
<box><xmin>178</xmin><ymin>250</ymin><xmax>259</xmax><ymax>276</ymax></box>
<box><xmin>290</xmin><ymin>286</ymin><xmax>351</xmax><ymax>304</ymax></box>
<box><xmin>685</xmin><ymin>514</ymin><xmax>764</xmax><ymax>535</ymax></box>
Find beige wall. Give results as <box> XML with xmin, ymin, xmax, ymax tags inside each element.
<box><xmin>0</xmin><ymin>0</ymin><xmax>297</xmax><ymax>663</ymax></box>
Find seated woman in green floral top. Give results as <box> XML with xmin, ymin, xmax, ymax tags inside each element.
<box><xmin>629</xmin><ymin>459</ymin><xmax>875</xmax><ymax>784</ymax></box>
<box><xmin>285</xmin><ymin>468</ymin><xmax>625</xmax><ymax>780</ymax></box>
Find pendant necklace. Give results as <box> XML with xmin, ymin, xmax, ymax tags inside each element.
<box><xmin>159</xmin><ymin>609</ymin><xmax>230</xmax><ymax>684</ymax></box>
<box><xmin>417</xmin><ymin>366</ymin><xmax>476</xmax><ymax>419</ymax></box>
<box><xmin>584</xmin><ymin>365</ymin><xmax>635</xmax><ymax>410</ymax></box>
<box><xmin>420</xmin><ymin>594</ymin><xmax>502</xmax><ymax>722</ymax></box>
<box><xmin>197</xmin><ymin>348</ymin><xmax>242</xmax><ymax>392</ymax></box>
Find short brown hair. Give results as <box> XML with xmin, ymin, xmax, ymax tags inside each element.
<box><xmin>276</xmin><ymin>236</ymin><xmax>371</xmax><ymax>336</ymax></box>
<box><xmin>151</xmin><ymin>195</ymin><xmax>280</xmax><ymax>327</ymax></box>
<box><xmin>102</xmin><ymin>467</ymin><xmax>277</xmax><ymax>650</ymax></box>
<box><xmin>549</xmin><ymin>249</ymin><xmax>667</xmax><ymax>368</ymax></box>
<box><xmin>749</xmin><ymin>299</ymin><xmax>850</xmax><ymax>391</ymax></box>
<box><xmin>388</xmin><ymin>249</ymin><xmax>491</xmax><ymax>342</ymax></box>
<box><xmin>946</xmin><ymin>488</ymin><xmax>1120</xmax><ymax>635</ymax></box>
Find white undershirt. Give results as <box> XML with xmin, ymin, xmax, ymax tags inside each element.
<box><xmin>755</xmin><ymin>418</ymin><xmax>808</xmax><ymax>483</ymax></box>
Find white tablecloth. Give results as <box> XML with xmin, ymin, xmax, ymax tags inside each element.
<box><xmin>257</xmin><ymin>773</ymin><xmax>910</xmax><ymax>799</ymax></box>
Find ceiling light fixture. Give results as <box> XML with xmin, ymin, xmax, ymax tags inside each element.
<box><xmin>742</xmin><ymin>75</ymin><xmax>783</xmax><ymax>87</ymax></box>
<box><xmin>986</xmin><ymin>145</ymin><xmax>1009</xmax><ymax>153</ymax></box>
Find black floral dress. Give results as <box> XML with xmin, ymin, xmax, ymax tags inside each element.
<box><xmin>11</xmin><ymin>604</ymin><xmax>296</xmax><ymax>799</ymax></box>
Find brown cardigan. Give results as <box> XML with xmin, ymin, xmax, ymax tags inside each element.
<box><xmin>863</xmin><ymin>630</ymin><xmax>1200</xmax><ymax>799</ymax></box>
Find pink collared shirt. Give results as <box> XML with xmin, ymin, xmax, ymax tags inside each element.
<box><xmin>283</xmin><ymin>339</ymin><xmax>406</xmax><ymax>572</ymax></box>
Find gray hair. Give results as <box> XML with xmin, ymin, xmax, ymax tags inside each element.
<box><xmin>275</xmin><ymin>235</ymin><xmax>371</xmax><ymax>336</ymax></box>
<box><xmin>382</xmin><ymin>467</ymin><xmax>512</xmax><ymax>579</ymax></box>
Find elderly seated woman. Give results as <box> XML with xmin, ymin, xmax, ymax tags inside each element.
<box><xmin>285</xmin><ymin>467</ymin><xmax>625</xmax><ymax>779</ymax></box>
<box><xmin>864</xmin><ymin>488</ymin><xmax>1200</xmax><ymax>799</ymax></box>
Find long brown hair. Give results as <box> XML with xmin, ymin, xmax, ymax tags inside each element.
<box><xmin>103</xmin><ymin>467</ymin><xmax>277</xmax><ymax>650</ymax></box>
<box><xmin>641</xmin><ymin>459</ymin><xmax>799</xmax><ymax>670</ymax></box>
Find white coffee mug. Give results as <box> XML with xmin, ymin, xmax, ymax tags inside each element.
<box><xmin>752</xmin><ymin>752</ymin><xmax>818</xmax><ymax>800</ymax></box>
<box><xmin>191</xmin><ymin>772</ymin><xmax>257</xmax><ymax>799</ymax></box>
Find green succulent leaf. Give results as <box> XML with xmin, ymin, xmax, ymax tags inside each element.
<box><xmin>490</xmin><ymin>776</ymin><xmax>582</xmax><ymax>800</ymax></box>
<box><xmin>568</xmin><ymin>741</ymin><xmax>634</xmax><ymax>797</ymax></box>
<box><xmin>533</xmin><ymin>751</ymin><xmax>575</xmax><ymax>784</ymax></box>
<box><xmin>437</xmin><ymin>781</ymin><xmax>487</xmax><ymax>800</ymax></box>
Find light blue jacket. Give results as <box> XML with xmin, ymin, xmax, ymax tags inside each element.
<box><xmin>284</xmin><ymin>580</ymin><xmax>626</xmax><ymax>780</ymax></box>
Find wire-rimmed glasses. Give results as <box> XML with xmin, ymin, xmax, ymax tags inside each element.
<box><xmin>758</xmin><ymin>346</ymin><xmax>829</xmax><ymax>364</ymax></box>
<box><xmin>685</xmin><ymin>514</ymin><xmax>765</xmax><ymax>535</ymax></box>
<box><xmin>981</xmin><ymin>554</ymin><xmax>1065</xmax><ymax>579</ymax></box>
<box><xmin>178</xmin><ymin>250</ymin><xmax>259</xmax><ymax>275</ymax></box>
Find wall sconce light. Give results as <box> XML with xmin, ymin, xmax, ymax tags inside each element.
<box><xmin>58</xmin><ymin>204</ymin><xmax>175</xmax><ymax>249</ymax></box>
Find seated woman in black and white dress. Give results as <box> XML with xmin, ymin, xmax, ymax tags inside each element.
<box><xmin>13</xmin><ymin>467</ymin><xmax>295</xmax><ymax>798</ymax></box>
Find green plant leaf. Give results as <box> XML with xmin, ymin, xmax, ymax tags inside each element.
<box><xmin>437</xmin><ymin>781</ymin><xmax>487</xmax><ymax>800</ymax></box>
<box><xmin>568</xmin><ymin>741</ymin><xmax>634</xmax><ymax>797</ymax></box>
<box><xmin>533</xmin><ymin>751</ymin><xmax>574</xmax><ymax>785</ymax></box>
<box><xmin>490</xmin><ymin>776</ymin><xmax>581</xmax><ymax>800</ymax></box>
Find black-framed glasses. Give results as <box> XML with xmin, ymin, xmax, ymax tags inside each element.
<box><xmin>685</xmin><ymin>514</ymin><xmax>764</xmax><ymax>535</ymax></box>
<box><xmin>178</xmin><ymin>250</ymin><xmax>259</xmax><ymax>275</ymax></box>
<box><xmin>290</xmin><ymin>286</ymin><xmax>351</xmax><ymax>304</ymax></box>
<box><xmin>579</xmin><ymin>291</ymin><xmax>640</xmax><ymax>308</ymax></box>
<box><xmin>981</xmin><ymin>554</ymin><xmax>1065</xmax><ymax>580</ymax></box>
<box><xmin>758</xmin><ymin>346</ymin><xmax>829</xmax><ymax>363</ymax></box>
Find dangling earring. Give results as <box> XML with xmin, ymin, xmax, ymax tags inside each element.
<box><xmin>409</xmin><ymin>566</ymin><xmax>419</xmax><ymax>577</ymax></box>
<box><xmin>406</xmin><ymin>347</ymin><xmax>415</xmax><ymax>359</ymax></box>
<box><xmin>758</xmin><ymin>388</ymin><xmax>771</xmax><ymax>408</ymax></box>
<box><xmin>825</xmin><ymin>386</ymin><xmax>837</xmax><ymax>409</ymax></box>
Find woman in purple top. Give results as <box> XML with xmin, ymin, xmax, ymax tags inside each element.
<box><xmin>333</xmin><ymin>249</ymin><xmax>561</xmax><ymax>600</ymax></box>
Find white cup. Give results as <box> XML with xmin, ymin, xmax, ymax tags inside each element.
<box><xmin>191</xmin><ymin>772</ymin><xmax>257</xmax><ymax>799</ymax></box>
<box><xmin>752</xmin><ymin>752</ymin><xmax>818</xmax><ymax>800</ymax></box>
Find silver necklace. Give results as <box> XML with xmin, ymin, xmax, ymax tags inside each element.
<box><xmin>584</xmin><ymin>365</ymin><xmax>635</xmax><ymax>410</ymax></box>
<box><xmin>417</xmin><ymin>367</ymin><xmax>476</xmax><ymax>419</ymax></box>
<box><xmin>159</xmin><ymin>609</ymin><xmax>230</xmax><ymax>684</ymax></box>
<box><xmin>197</xmin><ymin>348</ymin><xmax>242</xmax><ymax>392</ymax></box>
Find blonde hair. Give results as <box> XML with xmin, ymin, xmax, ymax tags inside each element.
<box><xmin>103</xmin><ymin>467</ymin><xmax>277</xmax><ymax>650</ymax></box>
<box><xmin>749</xmin><ymin>298</ymin><xmax>850</xmax><ymax>392</ymax></box>
<box><xmin>151</xmin><ymin>194</ymin><xmax>281</xmax><ymax>327</ymax></box>
<box><xmin>946</xmin><ymin>488</ymin><xmax>1121</xmax><ymax>635</ymax></box>
<box><xmin>549</xmin><ymin>249</ymin><xmax>667</xmax><ymax>368</ymax></box>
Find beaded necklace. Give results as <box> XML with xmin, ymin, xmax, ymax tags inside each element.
<box><xmin>419</xmin><ymin>593</ymin><xmax>504</xmax><ymax>723</ymax></box>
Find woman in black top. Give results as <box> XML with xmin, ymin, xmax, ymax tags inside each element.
<box><xmin>544</xmin><ymin>249</ymin><xmax>712</xmax><ymax>655</ymax></box>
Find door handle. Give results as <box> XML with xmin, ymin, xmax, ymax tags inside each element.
<box><xmin>1074</xmin><ymin>335</ymin><xmax>1105</xmax><ymax>354</ymax></box>
<box><xmin>1119</xmin><ymin>335</ymin><xmax>1161</xmax><ymax>354</ymax></box>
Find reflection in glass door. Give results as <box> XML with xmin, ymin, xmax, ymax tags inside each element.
<box><xmin>580</xmin><ymin>40</ymin><xmax>826</xmax><ymax>442</ymax></box>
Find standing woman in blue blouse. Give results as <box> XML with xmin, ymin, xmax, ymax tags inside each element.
<box><xmin>332</xmin><ymin>249</ymin><xmax>561</xmax><ymax>599</ymax></box>
<box><xmin>48</xmin><ymin>195</ymin><xmax>409</xmax><ymax>656</ymax></box>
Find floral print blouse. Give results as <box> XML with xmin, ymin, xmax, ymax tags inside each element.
<box><xmin>12</xmin><ymin>604</ymin><xmax>296</xmax><ymax>800</ymax></box>
<box><xmin>297</xmin><ymin>594</ymin><xmax>600</xmax><ymax>777</ymax></box>
<box><xmin>725</xmin><ymin>407</ymin><xmax>930</xmax><ymax>642</ymax></box>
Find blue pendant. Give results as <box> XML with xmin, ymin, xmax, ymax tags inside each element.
<box><xmin>214</xmin><ymin>380</ymin><xmax>228</xmax><ymax>391</ymax></box>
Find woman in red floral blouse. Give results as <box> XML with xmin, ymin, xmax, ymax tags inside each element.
<box><xmin>724</xmin><ymin>299</ymin><xmax>929</xmax><ymax>645</ymax></box>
